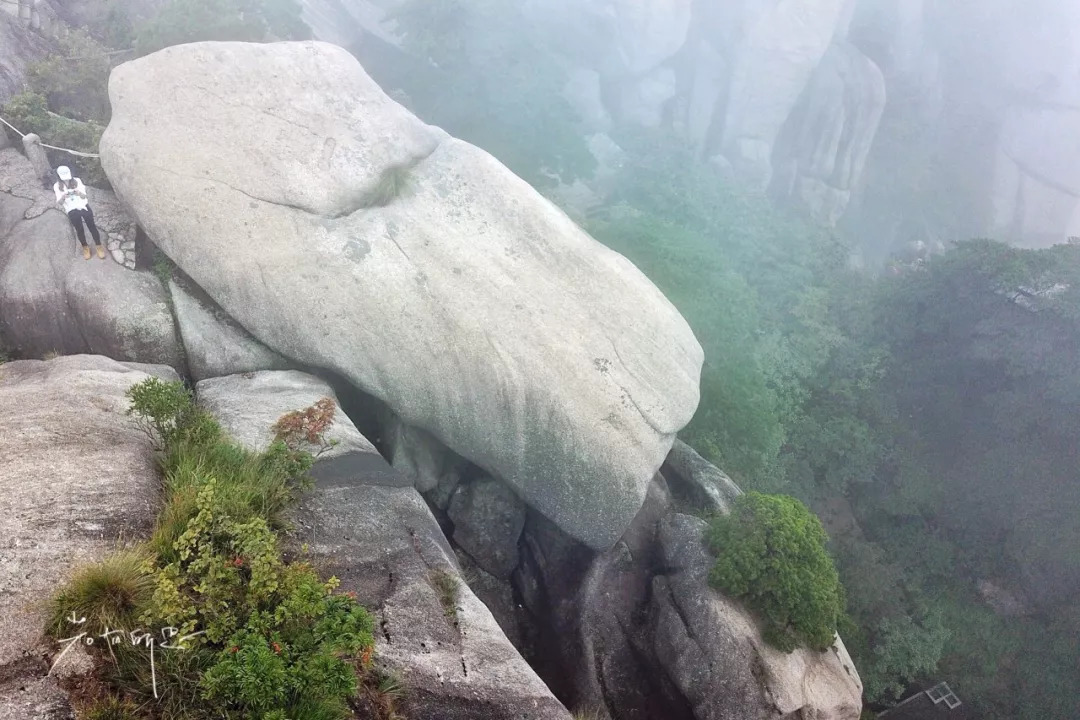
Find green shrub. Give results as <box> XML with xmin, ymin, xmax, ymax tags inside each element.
<box><xmin>48</xmin><ymin>379</ymin><xmax>375</xmax><ymax>720</ymax></box>
<box><xmin>2</xmin><ymin>91</ymin><xmax>51</xmax><ymax>135</ymax></box>
<box><xmin>126</xmin><ymin>377</ymin><xmax>218</xmax><ymax>451</ymax></box>
<box><xmin>707</xmin><ymin>492</ymin><xmax>845</xmax><ymax>652</ymax></box>
<box><xmin>2</xmin><ymin>91</ymin><xmax>107</xmax><ymax>186</ymax></box>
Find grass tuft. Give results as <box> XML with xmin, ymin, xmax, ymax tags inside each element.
<box><xmin>430</xmin><ymin>569</ymin><xmax>460</xmax><ymax>621</ymax></box>
<box><xmin>80</xmin><ymin>696</ymin><xmax>143</xmax><ymax>720</ymax></box>
<box><xmin>356</xmin><ymin>667</ymin><xmax>407</xmax><ymax>720</ymax></box>
<box><xmin>48</xmin><ymin>549</ymin><xmax>155</xmax><ymax>637</ymax></box>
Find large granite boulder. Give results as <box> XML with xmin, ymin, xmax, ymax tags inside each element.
<box><xmin>662</xmin><ymin>439</ymin><xmax>742</xmax><ymax>514</ymax></box>
<box><xmin>0</xmin><ymin>148</ymin><xmax>182</xmax><ymax>366</ymax></box>
<box><xmin>195</xmin><ymin>370</ymin><xmax>573</xmax><ymax>720</ymax></box>
<box><xmin>100</xmin><ymin>41</ymin><xmax>703</xmax><ymax>550</ymax></box>
<box><xmin>0</xmin><ymin>355</ymin><xmax>178</xmax><ymax>719</ymax></box>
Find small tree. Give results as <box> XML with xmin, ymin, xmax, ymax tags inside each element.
<box><xmin>27</xmin><ymin>30</ymin><xmax>112</xmax><ymax>124</ymax></box>
<box><xmin>707</xmin><ymin>492</ymin><xmax>845</xmax><ymax>652</ymax></box>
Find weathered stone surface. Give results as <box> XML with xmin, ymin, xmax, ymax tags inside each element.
<box><xmin>0</xmin><ymin>355</ymin><xmax>177</xmax><ymax>719</ymax></box>
<box><xmin>0</xmin><ymin>676</ymin><xmax>73</xmax><ymax>720</ymax></box>
<box><xmin>447</xmin><ymin>475</ymin><xmax>527</xmax><ymax>580</ymax></box>
<box><xmin>195</xmin><ymin>370</ymin><xmax>571</xmax><ymax>720</ymax></box>
<box><xmin>509</xmin><ymin>451</ymin><xmax>862</xmax><ymax>720</ymax></box>
<box><xmin>0</xmin><ymin>149</ymin><xmax>181</xmax><ymax>366</ymax></box>
<box><xmin>426</xmin><ymin>464</ymin><xmax>464</xmax><ymax>512</ymax></box>
<box><xmin>454</xmin><ymin>550</ymin><xmax>525</xmax><ymax>649</ymax></box>
<box><xmin>101</xmin><ymin>41</ymin><xmax>703</xmax><ymax>550</ymax></box>
<box><xmin>196</xmin><ymin>370</ymin><xmax>408</xmax><ymax>487</ymax></box>
<box><xmin>655</xmin><ymin>513</ymin><xmax>863</xmax><ymax>720</ymax></box>
<box><xmin>21</xmin><ymin>135</ymin><xmax>51</xmax><ymax>186</ymax></box>
<box><xmin>169</xmin><ymin>279</ymin><xmax>289</xmax><ymax>381</ymax></box>
<box><xmin>661</xmin><ymin>439</ymin><xmax>742</xmax><ymax>514</ymax></box>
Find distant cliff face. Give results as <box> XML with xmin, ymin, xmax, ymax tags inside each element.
<box><xmin>0</xmin><ymin>12</ymin><xmax>49</xmax><ymax>105</ymax></box>
<box><xmin>301</xmin><ymin>0</ymin><xmax>1080</xmax><ymax>252</ymax></box>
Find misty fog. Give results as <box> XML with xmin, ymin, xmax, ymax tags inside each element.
<box><xmin>2</xmin><ymin>0</ymin><xmax>1079</xmax><ymax>718</ymax></box>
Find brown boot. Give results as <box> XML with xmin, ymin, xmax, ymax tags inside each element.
<box><xmin>81</xmin><ymin>246</ymin><xmax>91</xmax><ymax>260</ymax></box>
<box><xmin>96</xmin><ymin>244</ymin><xmax>106</xmax><ymax>260</ymax></box>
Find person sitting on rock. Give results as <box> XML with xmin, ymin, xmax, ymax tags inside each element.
<box><xmin>54</xmin><ymin>165</ymin><xmax>104</xmax><ymax>260</ymax></box>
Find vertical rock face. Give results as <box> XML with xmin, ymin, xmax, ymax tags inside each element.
<box><xmin>0</xmin><ymin>355</ymin><xmax>178</xmax><ymax>719</ymax></box>
<box><xmin>101</xmin><ymin>41</ymin><xmax>704</xmax><ymax>551</ymax></box>
<box><xmin>0</xmin><ymin>13</ymin><xmax>49</xmax><ymax>105</ymax></box>
<box><xmin>771</xmin><ymin>41</ymin><xmax>886</xmax><ymax>225</ymax></box>
<box><xmin>992</xmin><ymin>106</ymin><xmax>1080</xmax><ymax>248</ymax></box>
<box><xmin>985</xmin><ymin>3</ymin><xmax>1080</xmax><ymax>248</ymax></box>
<box><xmin>849</xmin><ymin>0</ymin><xmax>1080</xmax><ymax>250</ymax></box>
<box><xmin>505</xmin><ymin>443</ymin><xmax>864</xmax><ymax>720</ymax></box>
<box><xmin>447</xmin><ymin>474</ymin><xmax>527</xmax><ymax>580</ymax></box>
<box><xmin>716</xmin><ymin>0</ymin><xmax>852</xmax><ymax>189</ymax></box>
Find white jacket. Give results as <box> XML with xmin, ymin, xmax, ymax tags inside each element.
<box><xmin>54</xmin><ymin>179</ymin><xmax>89</xmax><ymax>213</ymax></box>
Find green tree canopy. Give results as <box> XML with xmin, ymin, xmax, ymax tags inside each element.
<box><xmin>707</xmin><ymin>492</ymin><xmax>845</xmax><ymax>652</ymax></box>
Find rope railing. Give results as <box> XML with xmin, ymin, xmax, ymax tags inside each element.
<box><xmin>0</xmin><ymin>114</ymin><xmax>101</xmax><ymax>158</ymax></box>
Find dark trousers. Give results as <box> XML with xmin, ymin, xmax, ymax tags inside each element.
<box><xmin>67</xmin><ymin>208</ymin><xmax>102</xmax><ymax>247</ymax></box>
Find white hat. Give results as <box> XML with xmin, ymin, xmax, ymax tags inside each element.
<box><xmin>57</xmin><ymin>166</ymin><xmax>72</xmax><ymax>181</ymax></box>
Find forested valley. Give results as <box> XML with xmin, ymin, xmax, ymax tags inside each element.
<box><xmin>4</xmin><ymin>0</ymin><xmax>1079</xmax><ymax>716</ymax></box>
<box><xmin>362</xmin><ymin>3</ymin><xmax>1080</xmax><ymax>717</ymax></box>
